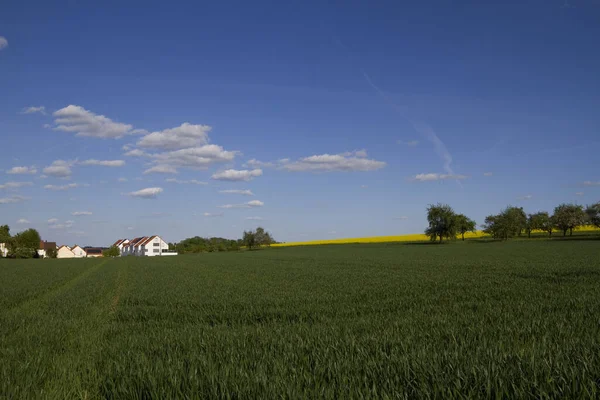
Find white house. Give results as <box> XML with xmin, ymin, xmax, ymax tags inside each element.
<box><xmin>112</xmin><ymin>239</ymin><xmax>130</xmax><ymax>255</ymax></box>
<box><xmin>71</xmin><ymin>245</ymin><xmax>86</xmax><ymax>258</ymax></box>
<box><xmin>0</xmin><ymin>243</ymin><xmax>7</xmax><ymax>258</ymax></box>
<box><xmin>57</xmin><ymin>245</ymin><xmax>76</xmax><ymax>259</ymax></box>
<box><xmin>117</xmin><ymin>235</ymin><xmax>177</xmax><ymax>257</ymax></box>
<box><xmin>38</xmin><ymin>241</ymin><xmax>57</xmax><ymax>258</ymax></box>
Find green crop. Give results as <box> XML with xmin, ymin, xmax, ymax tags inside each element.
<box><xmin>1</xmin><ymin>240</ymin><xmax>599</xmax><ymax>398</ymax></box>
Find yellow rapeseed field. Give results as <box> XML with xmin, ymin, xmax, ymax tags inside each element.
<box><xmin>272</xmin><ymin>226</ymin><xmax>599</xmax><ymax>248</ymax></box>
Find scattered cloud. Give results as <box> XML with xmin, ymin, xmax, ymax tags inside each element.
<box><xmin>518</xmin><ymin>195</ymin><xmax>533</xmax><ymax>200</ymax></box>
<box><xmin>282</xmin><ymin>151</ymin><xmax>385</xmax><ymax>172</ymax></box>
<box><xmin>118</xmin><ymin>177</ymin><xmax>128</xmax><ymax>182</ymax></box>
<box><xmin>0</xmin><ymin>36</ymin><xmax>7</xmax><ymax>50</ymax></box>
<box><xmin>218</xmin><ymin>200</ymin><xmax>264</xmax><ymax>209</ymax></box>
<box><xmin>52</xmin><ymin>105</ymin><xmax>133</xmax><ymax>138</ymax></box>
<box><xmin>80</xmin><ymin>159</ymin><xmax>125</xmax><ymax>167</ymax></box>
<box><xmin>124</xmin><ymin>149</ymin><xmax>148</xmax><ymax>157</ymax></box>
<box><xmin>137</xmin><ymin>123</ymin><xmax>211</xmax><ymax>150</ymax></box>
<box><xmin>44</xmin><ymin>183</ymin><xmax>78</xmax><ymax>191</ymax></box>
<box><xmin>412</xmin><ymin>173</ymin><xmax>468</xmax><ymax>182</ymax></box>
<box><xmin>165</xmin><ymin>178</ymin><xmax>207</xmax><ymax>185</ymax></box>
<box><xmin>328</xmin><ymin>230</ymin><xmax>337</xmax><ymax>234</ymax></box>
<box><xmin>21</xmin><ymin>106</ymin><xmax>46</xmax><ymax>115</ymax></box>
<box><xmin>71</xmin><ymin>211</ymin><xmax>92</xmax><ymax>216</ymax></box>
<box><xmin>6</xmin><ymin>166</ymin><xmax>37</xmax><ymax>175</ymax></box>
<box><xmin>245</xmin><ymin>216</ymin><xmax>263</xmax><ymax>220</ymax></box>
<box><xmin>394</xmin><ymin>216</ymin><xmax>409</xmax><ymax>220</ymax></box>
<box><xmin>143</xmin><ymin>165</ymin><xmax>178</xmax><ymax>174</ymax></box>
<box><xmin>127</xmin><ymin>226</ymin><xmax>134</xmax><ymax>230</ymax></box>
<box><xmin>0</xmin><ymin>181</ymin><xmax>33</xmax><ymax>190</ymax></box>
<box><xmin>151</xmin><ymin>145</ymin><xmax>238</xmax><ymax>170</ymax></box>
<box><xmin>397</xmin><ymin>140</ymin><xmax>419</xmax><ymax>147</ymax></box>
<box><xmin>483</xmin><ymin>172</ymin><xmax>493</xmax><ymax>177</ymax></box>
<box><xmin>43</xmin><ymin>160</ymin><xmax>74</xmax><ymax>178</ymax></box>
<box><xmin>16</xmin><ymin>219</ymin><xmax>30</xmax><ymax>224</ymax></box>
<box><xmin>575</xmin><ymin>192</ymin><xmax>584</xmax><ymax>196</ymax></box>
<box><xmin>212</xmin><ymin>169</ymin><xmax>263</xmax><ymax>181</ymax></box>
<box><xmin>583</xmin><ymin>181</ymin><xmax>600</xmax><ymax>186</ymax></box>
<box><xmin>203</xmin><ymin>212</ymin><xmax>224</xmax><ymax>217</ymax></box>
<box><xmin>49</xmin><ymin>219</ymin><xmax>74</xmax><ymax>230</ymax></box>
<box><xmin>128</xmin><ymin>187</ymin><xmax>163</xmax><ymax>198</ymax></box>
<box><xmin>361</xmin><ymin>185</ymin><xmax>368</xmax><ymax>188</ymax></box>
<box><xmin>219</xmin><ymin>189</ymin><xmax>254</xmax><ymax>196</ymax></box>
<box><xmin>244</xmin><ymin>159</ymin><xmax>275</xmax><ymax>168</ymax></box>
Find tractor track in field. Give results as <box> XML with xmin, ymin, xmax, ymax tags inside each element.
<box><xmin>1</xmin><ymin>259</ymin><xmax>109</xmax><ymax>316</ymax></box>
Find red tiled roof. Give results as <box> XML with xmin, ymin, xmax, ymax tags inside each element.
<box><xmin>140</xmin><ymin>235</ymin><xmax>157</xmax><ymax>246</ymax></box>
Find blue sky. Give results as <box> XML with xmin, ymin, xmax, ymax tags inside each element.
<box><xmin>1</xmin><ymin>0</ymin><xmax>599</xmax><ymax>246</ymax></box>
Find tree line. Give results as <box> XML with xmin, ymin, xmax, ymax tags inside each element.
<box><xmin>426</xmin><ymin>201</ymin><xmax>600</xmax><ymax>243</ymax></box>
<box><xmin>0</xmin><ymin>225</ymin><xmax>44</xmax><ymax>259</ymax></box>
<box><xmin>170</xmin><ymin>227</ymin><xmax>275</xmax><ymax>254</ymax></box>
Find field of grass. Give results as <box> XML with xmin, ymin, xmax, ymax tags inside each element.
<box><xmin>1</xmin><ymin>239</ymin><xmax>600</xmax><ymax>398</ymax></box>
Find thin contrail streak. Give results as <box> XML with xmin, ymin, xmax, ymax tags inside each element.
<box><xmin>362</xmin><ymin>70</ymin><xmax>460</xmax><ymax>182</ymax></box>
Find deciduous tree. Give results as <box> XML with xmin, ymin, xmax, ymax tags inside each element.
<box><xmin>455</xmin><ymin>214</ymin><xmax>476</xmax><ymax>241</ymax></box>
<box><xmin>553</xmin><ymin>204</ymin><xmax>586</xmax><ymax>236</ymax></box>
<box><xmin>425</xmin><ymin>204</ymin><xmax>457</xmax><ymax>243</ymax></box>
<box><xmin>586</xmin><ymin>202</ymin><xmax>600</xmax><ymax>228</ymax></box>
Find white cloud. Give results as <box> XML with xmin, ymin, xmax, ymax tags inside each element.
<box><xmin>583</xmin><ymin>181</ymin><xmax>600</xmax><ymax>186</ymax></box>
<box><xmin>72</xmin><ymin>211</ymin><xmax>92</xmax><ymax>216</ymax></box>
<box><xmin>6</xmin><ymin>166</ymin><xmax>37</xmax><ymax>175</ymax></box>
<box><xmin>127</xmin><ymin>226</ymin><xmax>134</xmax><ymax>230</ymax></box>
<box><xmin>52</xmin><ymin>105</ymin><xmax>133</xmax><ymax>138</ymax></box>
<box><xmin>49</xmin><ymin>219</ymin><xmax>74</xmax><ymax>230</ymax></box>
<box><xmin>118</xmin><ymin>177</ymin><xmax>128</xmax><ymax>182</ymax></box>
<box><xmin>218</xmin><ymin>200</ymin><xmax>264</xmax><ymax>209</ymax></box>
<box><xmin>0</xmin><ymin>37</ymin><xmax>7</xmax><ymax>50</ymax></box>
<box><xmin>394</xmin><ymin>216</ymin><xmax>409</xmax><ymax>220</ymax></box>
<box><xmin>151</xmin><ymin>145</ymin><xmax>238</xmax><ymax>170</ymax></box>
<box><xmin>245</xmin><ymin>216</ymin><xmax>263</xmax><ymax>220</ymax></box>
<box><xmin>219</xmin><ymin>189</ymin><xmax>254</xmax><ymax>196</ymax></box>
<box><xmin>518</xmin><ymin>195</ymin><xmax>533</xmax><ymax>200</ymax></box>
<box><xmin>43</xmin><ymin>160</ymin><xmax>74</xmax><ymax>178</ymax></box>
<box><xmin>128</xmin><ymin>187</ymin><xmax>163</xmax><ymax>198</ymax></box>
<box><xmin>282</xmin><ymin>151</ymin><xmax>385</xmax><ymax>172</ymax></box>
<box><xmin>124</xmin><ymin>149</ymin><xmax>148</xmax><ymax>157</ymax></box>
<box><xmin>21</xmin><ymin>106</ymin><xmax>46</xmax><ymax>115</ymax></box>
<box><xmin>80</xmin><ymin>159</ymin><xmax>125</xmax><ymax>167</ymax></box>
<box><xmin>144</xmin><ymin>165</ymin><xmax>178</xmax><ymax>175</ymax></box>
<box><xmin>165</xmin><ymin>178</ymin><xmax>207</xmax><ymax>185</ymax></box>
<box><xmin>244</xmin><ymin>159</ymin><xmax>275</xmax><ymax>168</ymax></box>
<box><xmin>203</xmin><ymin>212</ymin><xmax>224</xmax><ymax>217</ymax></box>
<box><xmin>412</xmin><ymin>173</ymin><xmax>468</xmax><ymax>182</ymax></box>
<box><xmin>397</xmin><ymin>140</ymin><xmax>419</xmax><ymax>147</ymax></box>
<box><xmin>137</xmin><ymin>123</ymin><xmax>211</xmax><ymax>150</ymax></box>
<box><xmin>44</xmin><ymin>183</ymin><xmax>78</xmax><ymax>191</ymax></box>
<box><xmin>361</xmin><ymin>185</ymin><xmax>368</xmax><ymax>188</ymax></box>
<box><xmin>575</xmin><ymin>192</ymin><xmax>584</xmax><ymax>196</ymax></box>
<box><xmin>483</xmin><ymin>172</ymin><xmax>493</xmax><ymax>177</ymax></box>
<box><xmin>328</xmin><ymin>231</ymin><xmax>337</xmax><ymax>234</ymax></box>
<box><xmin>212</xmin><ymin>169</ymin><xmax>263</xmax><ymax>182</ymax></box>
<box><xmin>16</xmin><ymin>219</ymin><xmax>30</xmax><ymax>224</ymax></box>
<box><xmin>0</xmin><ymin>181</ymin><xmax>33</xmax><ymax>190</ymax></box>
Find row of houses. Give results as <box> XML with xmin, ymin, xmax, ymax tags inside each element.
<box><xmin>113</xmin><ymin>236</ymin><xmax>177</xmax><ymax>256</ymax></box>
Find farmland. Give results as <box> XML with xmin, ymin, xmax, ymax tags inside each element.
<box><xmin>1</xmin><ymin>239</ymin><xmax>600</xmax><ymax>398</ymax></box>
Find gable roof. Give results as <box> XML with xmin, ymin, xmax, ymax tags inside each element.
<box><xmin>71</xmin><ymin>245</ymin><xmax>84</xmax><ymax>251</ymax></box>
<box><xmin>57</xmin><ymin>245</ymin><xmax>75</xmax><ymax>253</ymax></box>
<box><xmin>112</xmin><ymin>239</ymin><xmax>126</xmax><ymax>247</ymax></box>
<box><xmin>140</xmin><ymin>235</ymin><xmax>157</xmax><ymax>246</ymax></box>
<box><xmin>39</xmin><ymin>241</ymin><xmax>57</xmax><ymax>250</ymax></box>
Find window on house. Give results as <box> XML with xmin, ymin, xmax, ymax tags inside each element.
<box><xmin>153</xmin><ymin>249</ymin><xmax>159</xmax><ymax>253</ymax></box>
<box><xmin>153</xmin><ymin>243</ymin><xmax>160</xmax><ymax>246</ymax></box>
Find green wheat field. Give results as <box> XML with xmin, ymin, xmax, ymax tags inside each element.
<box><xmin>1</xmin><ymin>239</ymin><xmax>600</xmax><ymax>398</ymax></box>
